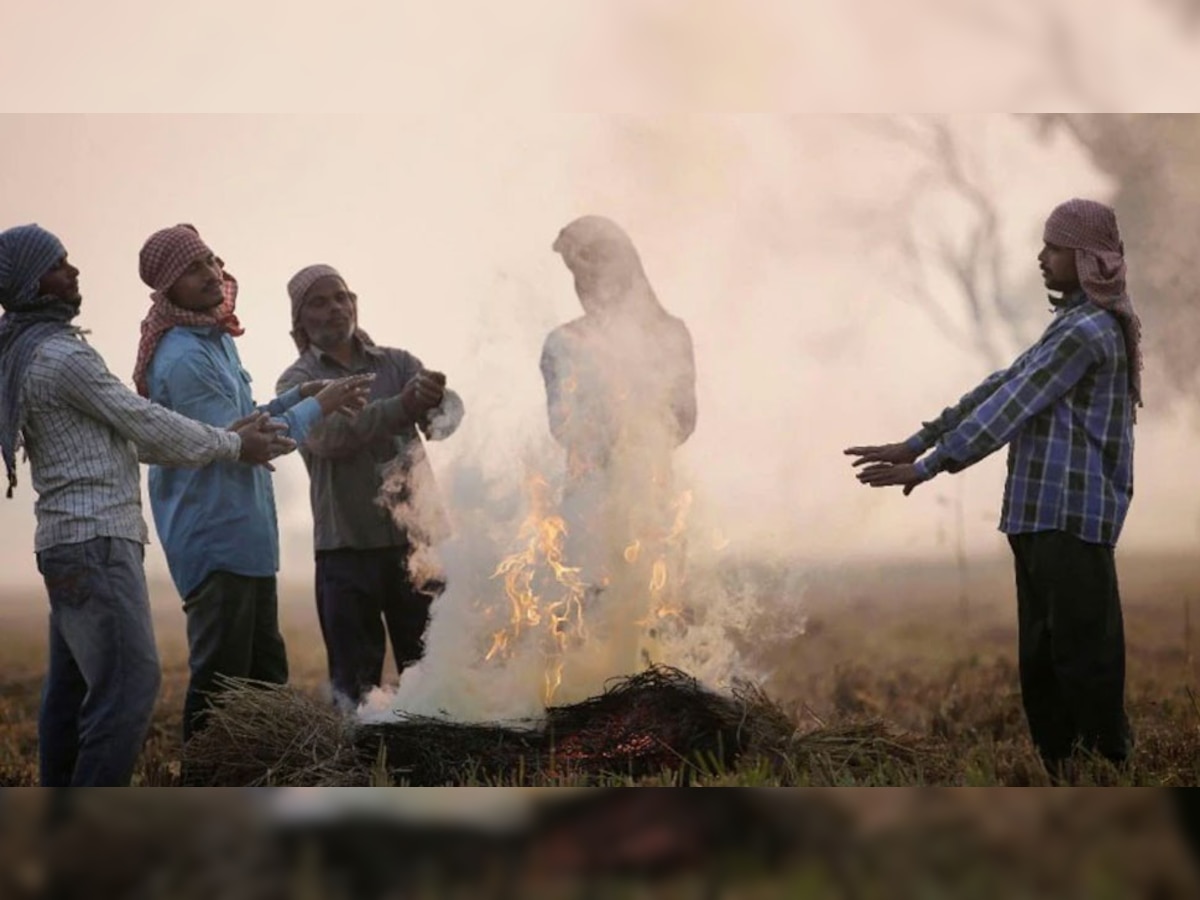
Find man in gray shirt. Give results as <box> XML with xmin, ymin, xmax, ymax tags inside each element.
<box><xmin>277</xmin><ymin>264</ymin><xmax>464</xmax><ymax>710</ymax></box>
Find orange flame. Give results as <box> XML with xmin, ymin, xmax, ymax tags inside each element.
<box><xmin>666</xmin><ymin>490</ymin><xmax>694</xmax><ymax>545</ymax></box>
<box><xmin>487</xmin><ymin>471</ymin><xmax>696</xmax><ymax>700</ymax></box>
<box><xmin>485</xmin><ymin>630</ymin><xmax>508</xmax><ymax>662</ymax></box>
<box><xmin>631</xmin><ymin>489</ymin><xmax>695</xmax><ymax>633</ymax></box>
<box><xmin>488</xmin><ymin>472</ymin><xmax>588</xmax><ymax>704</ymax></box>
<box><xmin>649</xmin><ymin>559</ymin><xmax>668</xmax><ymax>593</ymax></box>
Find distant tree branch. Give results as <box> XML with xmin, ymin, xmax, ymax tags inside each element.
<box><xmin>854</xmin><ymin>115</ymin><xmax>1036</xmax><ymax>370</ymax></box>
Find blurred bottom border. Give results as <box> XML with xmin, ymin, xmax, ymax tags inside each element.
<box><xmin>2</xmin><ymin>787</ymin><xmax>1200</xmax><ymax>899</ymax></box>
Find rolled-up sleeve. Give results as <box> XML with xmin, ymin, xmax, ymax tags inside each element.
<box><xmin>259</xmin><ymin>385</ymin><xmax>321</xmax><ymax>446</ymax></box>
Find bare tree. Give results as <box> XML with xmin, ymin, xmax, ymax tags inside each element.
<box><xmin>914</xmin><ymin>1</ymin><xmax>1200</xmax><ymax>399</ymax></box>
<box><xmin>856</xmin><ymin>111</ymin><xmax>1200</xmax><ymax>403</ymax></box>
<box><xmin>853</xmin><ymin>115</ymin><xmax>1041</xmax><ymax>370</ymax></box>
<box><xmin>849</xmin><ymin>115</ymin><xmax>1050</xmax><ymax>624</ymax></box>
<box><xmin>910</xmin><ymin>1</ymin><xmax>1200</xmax><ymax>399</ymax></box>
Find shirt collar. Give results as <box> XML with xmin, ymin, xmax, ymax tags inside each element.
<box><xmin>179</xmin><ymin>323</ymin><xmax>227</xmax><ymax>337</ymax></box>
<box><xmin>1053</xmin><ymin>289</ymin><xmax>1089</xmax><ymax>316</ymax></box>
<box><xmin>309</xmin><ymin>334</ymin><xmax>383</xmax><ymax>368</ymax></box>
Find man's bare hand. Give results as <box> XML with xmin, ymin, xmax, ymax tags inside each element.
<box><xmin>855</xmin><ymin>462</ymin><xmax>924</xmax><ymax>496</ymax></box>
<box><xmin>314</xmin><ymin>374</ymin><xmax>375</xmax><ymax>416</ymax></box>
<box><xmin>844</xmin><ymin>442</ymin><xmax>919</xmax><ymax>468</ymax></box>
<box><xmin>298</xmin><ymin>380</ymin><xmax>326</xmax><ymax>399</ymax></box>
<box><xmin>230</xmin><ymin>413</ymin><xmax>296</xmax><ymax>470</ymax></box>
<box><xmin>227</xmin><ymin>412</ymin><xmax>276</xmax><ymax>433</ymax></box>
<box><xmin>399</xmin><ymin>369</ymin><xmax>447</xmax><ymax>419</ymax></box>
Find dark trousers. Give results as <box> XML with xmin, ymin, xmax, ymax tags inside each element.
<box><xmin>182</xmin><ymin>571</ymin><xmax>289</xmax><ymax>742</ymax></box>
<box><xmin>1008</xmin><ymin>531</ymin><xmax>1131</xmax><ymax>768</ymax></box>
<box><xmin>315</xmin><ymin>547</ymin><xmax>437</xmax><ymax>709</ymax></box>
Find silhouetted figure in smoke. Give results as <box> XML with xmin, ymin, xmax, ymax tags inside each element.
<box><xmin>540</xmin><ymin>216</ymin><xmax>697</xmax><ymax>659</ymax></box>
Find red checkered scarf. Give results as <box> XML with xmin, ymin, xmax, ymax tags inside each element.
<box><xmin>132</xmin><ymin>225</ymin><xmax>244</xmax><ymax>397</ymax></box>
<box><xmin>1043</xmin><ymin>199</ymin><xmax>1143</xmax><ymax>410</ymax></box>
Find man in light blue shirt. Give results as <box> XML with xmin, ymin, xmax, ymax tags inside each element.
<box><xmin>135</xmin><ymin>225</ymin><xmax>372</xmax><ymax>741</ymax></box>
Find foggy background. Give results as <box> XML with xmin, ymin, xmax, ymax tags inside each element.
<box><xmin>2</xmin><ymin>1</ymin><xmax>1200</xmax><ymax>608</ymax></box>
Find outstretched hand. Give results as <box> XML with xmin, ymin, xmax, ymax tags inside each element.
<box><xmin>312</xmin><ymin>374</ymin><xmax>375</xmax><ymax>417</ymax></box>
<box><xmin>855</xmin><ymin>462</ymin><xmax>924</xmax><ymax>496</ymax></box>
<box><xmin>843</xmin><ymin>442</ymin><xmax>918</xmax><ymax>468</ymax></box>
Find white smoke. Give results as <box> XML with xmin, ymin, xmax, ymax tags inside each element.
<box><xmin>359</xmin><ymin>230</ymin><xmax>806</xmax><ymax>725</ymax></box>
<box><xmin>361</xmin><ymin>461</ymin><xmax>554</xmax><ymax>723</ymax></box>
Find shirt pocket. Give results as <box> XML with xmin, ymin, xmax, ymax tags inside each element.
<box><xmin>36</xmin><ymin>539</ymin><xmax>104</xmax><ymax>610</ymax></box>
<box><xmin>235</xmin><ymin>367</ymin><xmax>258</xmax><ymax>411</ymax></box>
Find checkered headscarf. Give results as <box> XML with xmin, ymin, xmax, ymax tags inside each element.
<box><xmin>0</xmin><ymin>224</ymin><xmax>77</xmax><ymax>497</ymax></box>
<box><xmin>286</xmin><ymin>263</ymin><xmax>371</xmax><ymax>353</ymax></box>
<box><xmin>1044</xmin><ymin>199</ymin><xmax>1143</xmax><ymax>409</ymax></box>
<box><xmin>132</xmin><ymin>224</ymin><xmax>244</xmax><ymax>397</ymax></box>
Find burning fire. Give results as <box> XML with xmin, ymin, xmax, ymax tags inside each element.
<box><xmin>635</xmin><ymin>490</ymin><xmax>693</xmax><ymax>632</ymax></box>
<box><xmin>487</xmin><ymin>473</ymin><xmax>588</xmax><ymax>703</ymax></box>
<box><xmin>485</xmin><ymin>349</ymin><xmax>697</xmax><ymax>704</ymax></box>
<box><xmin>649</xmin><ymin>560</ymin><xmax>668</xmax><ymax>593</ymax></box>
<box><xmin>486</xmin><ymin>463</ymin><xmax>697</xmax><ymax>705</ymax></box>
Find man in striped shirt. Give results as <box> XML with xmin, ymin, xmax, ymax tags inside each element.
<box><xmin>0</xmin><ymin>224</ymin><xmax>293</xmax><ymax>786</ymax></box>
<box><xmin>846</xmin><ymin>199</ymin><xmax>1141</xmax><ymax>779</ymax></box>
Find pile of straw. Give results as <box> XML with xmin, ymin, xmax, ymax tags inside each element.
<box><xmin>184</xmin><ymin>667</ymin><xmax>943</xmax><ymax>786</ymax></box>
<box><xmin>184</xmin><ymin>677</ymin><xmax>370</xmax><ymax>787</ymax></box>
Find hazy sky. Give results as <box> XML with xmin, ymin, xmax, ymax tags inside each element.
<box><xmin>3</xmin><ymin>1</ymin><xmax>1198</xmax><ymax>111</ymax></box>
<box><xmin>2</xmin><ymin>3</ymin><xmax>1199</xmax><ymax>597</ymax></box>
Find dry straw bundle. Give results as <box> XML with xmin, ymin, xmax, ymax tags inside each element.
<box><xmin>184</xmin><ymin>667</ymin><xmax>939</xmax><ymax>786</ymax></box>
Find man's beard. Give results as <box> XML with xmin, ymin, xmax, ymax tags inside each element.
<box><xmin>49</xmin><ymin>294</ymin><xmax>83</xmax><ymax>319</ymax></box>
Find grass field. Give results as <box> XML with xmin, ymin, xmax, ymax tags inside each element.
<box><xmin>2</xmin><ymin>551</ymin><xmax>1200</xmax><ymax>788</ymax></box>
<box><xmin>5</xmin><ymin>555</ymin><xmax>1200</xmax><ymax>897</ymax></box>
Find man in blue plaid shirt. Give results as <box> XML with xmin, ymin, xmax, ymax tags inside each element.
<box><xmin>847</xmin><ymin>199</ymin><xmax>1142</xmax><ymax>779</ymax></box>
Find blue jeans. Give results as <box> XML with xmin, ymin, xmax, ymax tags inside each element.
<box><xmin>36</xmin><ymin>537</ymin><xmax>162</xmax><ymax>786</ymax></box>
